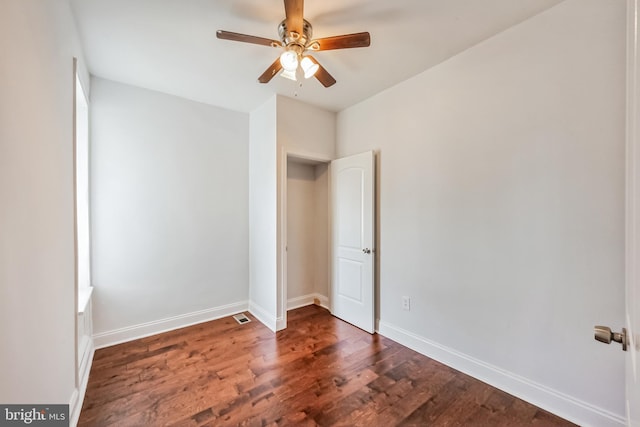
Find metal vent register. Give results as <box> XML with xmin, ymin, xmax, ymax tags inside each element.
<box><xmin>233</xmin><ymin>313</ymin><xmax>251</xmax><ymax>324</ymax></box>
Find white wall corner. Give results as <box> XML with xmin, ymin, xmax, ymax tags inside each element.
<box><xmin>93</xmin><ymin>301</ymin><xmax>249</xmax><ymax>349</ymax></box>
<box><xmin>248</xmin><ymin>301</ymin><xmax>278</xmax><ymax>332</ymax></box>
<box><xmin>287</xmin><ymin>293</ymin><xmax>330</xmax><ymax>311</ymax></box>
<box><xmin>378</xmin><ymin>321</ymin><xmax>626</xmax><ymax>427</ymax></box>
<box><xmin>315</xmin><ymin>294</ymin><xmax>330</xmax><ymax>310</ymax></box>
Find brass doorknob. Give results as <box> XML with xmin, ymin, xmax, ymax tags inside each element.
<box><xmin>594</xmin><ymin>325</ymin><xmax>627</xmax><ymax>351</ymax></box>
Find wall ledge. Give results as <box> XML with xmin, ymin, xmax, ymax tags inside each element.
<box><xmin>378</xmin><ymin>320</ymin><xmax>625</xmax><ymax>427</ymax></box>
<box><xmin>78</xmin><ymin>286</ymin><xmax>93</xmax><ymax>314</ymax></box>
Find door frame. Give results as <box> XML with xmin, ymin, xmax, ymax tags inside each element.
<box><xmin>278</xmin><ymin>148</ymin><xmax>332</xmax><ymax>331</ymax></box>
<box><xmin>626</xmin><ymin>0</ymin><xmax>639</xmax><ymax>422</ymax></box>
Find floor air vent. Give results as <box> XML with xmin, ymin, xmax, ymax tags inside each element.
<box><xmin>233</xmin><ymin>313</ymin><xmax>251</xmax><ymax>324</ymax></box>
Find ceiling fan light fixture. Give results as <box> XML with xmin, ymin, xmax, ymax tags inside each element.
<box><xmin>301</xmin><ymin>56</ymin><xmax>319</xmax><ymax>79</ymax></box>
<box><xmin>281</xmin><ymin>68</ymin><xmax>297</xmax><ymax>81</ymax></box>
<box><xmin>280</xmin><ymin>50</ymin><xmax>299</xmax><ymax>72</ymax></box>
<box><xmin>217</xmin><ymin>0</ymin><xmax>371</xmax><ymax>87</ymax></box>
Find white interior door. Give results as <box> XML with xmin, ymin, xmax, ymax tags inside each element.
<box><xmin>626</xmin><ymin>0</ymin><xmax>639</xmax><ymax>423</ymax></box>
<box><xmin>331</xmin><ymin>151</ymin><xmax>375</xmax><ymax>333</ymax></box>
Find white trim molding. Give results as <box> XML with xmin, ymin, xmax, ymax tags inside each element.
<box><xmin>93</xmin><ymin>301</ymin><xmax>249</xmax><ymax>349</ymax></box>
<box><xmin>248</xmin><ymin>301</ymin><xmax>278</xmax><ymax>332</ymax></box>
<box><xmin>69</xmin><ymin>342</ymin><xmax>95</xmax><ymax>427</ymax></box>
<box><xmin>626</xmin><ymin>0</ymin><xmax>640</xmax><ymax>425</ymax></box>
<box><xmin>378</xmin><ymin>321</ymin><xmax>625</xmax><ymax>427</ymax></box>
<box><xmin>287</xmin><ymin>293</ymin><xmax>329</xmax><ymax>311</ymax></box>
<box><xmin>68</xmin><ymin>389</ymin><xmax>79</xmax><ymax>427</ymax></box>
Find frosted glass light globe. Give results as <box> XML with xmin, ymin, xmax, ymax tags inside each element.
<box><xmin>280</xmin><ymin>50</ymin><xmax>299</xmax><ymax>72</ymax></box>
<box><xmin>301</xmin><ymin>56</ymin><xmax>319</xmax><ymax>79</ymax></box>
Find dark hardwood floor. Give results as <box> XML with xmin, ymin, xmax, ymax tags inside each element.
<box><xmin>79</xmin><ymin>305</ymin><xmax>575</xmax><ymax>426</ymax></box>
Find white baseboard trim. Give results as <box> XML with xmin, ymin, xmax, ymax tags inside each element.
<box><xmin>68</xmin><ymin>388</ymin><xmax>79</xmax><ymax>427</ymax></box>
<box><xmin>287</xmin><ymin>293</ymin><xmax>329</xmax><ymax>311</ymax></box>
<box><xmin>378</xmin><ymin>321</ymin><xmax>625</xmax><ymax>427</ymax></box>
<box><xmin>248</xmin><ymin>301</ymin><xmax>277</xmax><ymax>332</ymax></box>
<box><xmin>69</xmin><ymin>340</ymin><xmax>95</xmax><ymax>427</ymax></box>
<box><xmin>93</xmin><ymin>301</ymin><xmax>249</xmax><ymax>349</ymax></box>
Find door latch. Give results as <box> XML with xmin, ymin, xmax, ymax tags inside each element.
<box><xmin>362</xmin><ymin>248</ymin><xmax>371</xmax><ymax>254</ymax></box>
<box><xmin>594</xmin><ymin>325</ymin><xmax>627</xmax><ymax>351</ymax></box>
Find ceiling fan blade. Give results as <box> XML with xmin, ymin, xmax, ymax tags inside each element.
<box><xmin>307</xmin><ymin>56</ymin><xmax>336</xmax><ymax>88</ymax></box>
<box><xmin>309</xmin><ymin>32</ymin><xmax>371</xmax><ymax>51</ymax></box>
<box><xmin>258</xmin><ymin>57</ymin><xmax>284</xmax><ymax>84</ymax></box>
<box><xmin>217</xmin><ymin>30</ymin><xmax>282</xmax><ymax>48</ymax></box>
<box><xmin>284</xmin><ymin>0</ymin><xmax>304</xmax><ymax>36</ymax></box>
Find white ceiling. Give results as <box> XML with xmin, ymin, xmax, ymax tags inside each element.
<box><xmin>70</xmin><ymin>0</ymin><xmax>564</xmax><ymax>113</ymax></box>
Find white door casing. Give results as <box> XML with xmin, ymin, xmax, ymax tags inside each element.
<box><xmin>331</xmin><ymin>151</ymin><xmax>375</xmax><ymax>333</ymax></box>
<box><xmin>627</xmin><ymin>0</ymin><xmax>639</xmax><ymax>424</ymax></box>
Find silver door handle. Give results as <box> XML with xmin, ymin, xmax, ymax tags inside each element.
<box><xmin>594</xmin><ymin>325</ymin><xmax>627</xmax><ymax>351</ymax></box>
<box><xmin>362</xmin><ymin>248</ymin><xmax>371</xmax><ymax>254</ymax></box>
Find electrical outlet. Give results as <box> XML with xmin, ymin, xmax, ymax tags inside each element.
<box><xmin>402</xmin><ymin>296</ymin><xmax>410</xmax><ymax>311</ymax></box>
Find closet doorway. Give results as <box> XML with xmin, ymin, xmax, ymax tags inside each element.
<box><xmin>285</xmin><ymin>155</ymin><xmax>330</xmax><ymax>317</ymax></box>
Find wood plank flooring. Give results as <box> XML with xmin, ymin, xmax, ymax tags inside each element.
<box><xmin>79</xmin><ymin>305</ymin><xmax>575</xmax><ymax>426</ymax></box>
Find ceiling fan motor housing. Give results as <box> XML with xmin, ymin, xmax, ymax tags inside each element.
<box><xmin>278</xmin><ymin>19</ymin><xmax>313</xmax><ymax>50</ymax></box>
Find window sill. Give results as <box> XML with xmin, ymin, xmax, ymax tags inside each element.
<box><xmin>78</xmin><ymin>286</ymin><xmax>94</xmax><ymax>314</ymax></box>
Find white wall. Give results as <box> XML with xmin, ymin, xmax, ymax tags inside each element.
<box><xmin>276</xmin><ymin>95</ymin><xmax>336</xmax><ymax>327</ymax></box>
<box><xmin>276</xmin><ymin>96</ymin><xmax>337</xmax><ymax>159</ymax></box>
<box><xmin>0</xmin><ymin>0</ymin><xmax>87</xmax><ymax>411</ymax></box>
<box><xmin>249</xmin><ymin>96</ymin><xmax>278</xmax><ymax>330</ymax></box>
<box><xmin>247</xmin><ymin>95</ymin><xmax>335</xmax><ymax>330</ymax></box>
<box><xmin>90</xmin><ymin>78</ymin><xmax>249</xmax><ymax>342</ymax></box>
<box><xmin>337</xmin><ymin>0</ymin><xmax>625</xmax><ymax>425</ymax></box>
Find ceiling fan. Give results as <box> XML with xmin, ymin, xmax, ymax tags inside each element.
<box><xmin>216</xmin><ymin>0</ymin><xmax>371</xmax><ymax>88</ymax></box>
